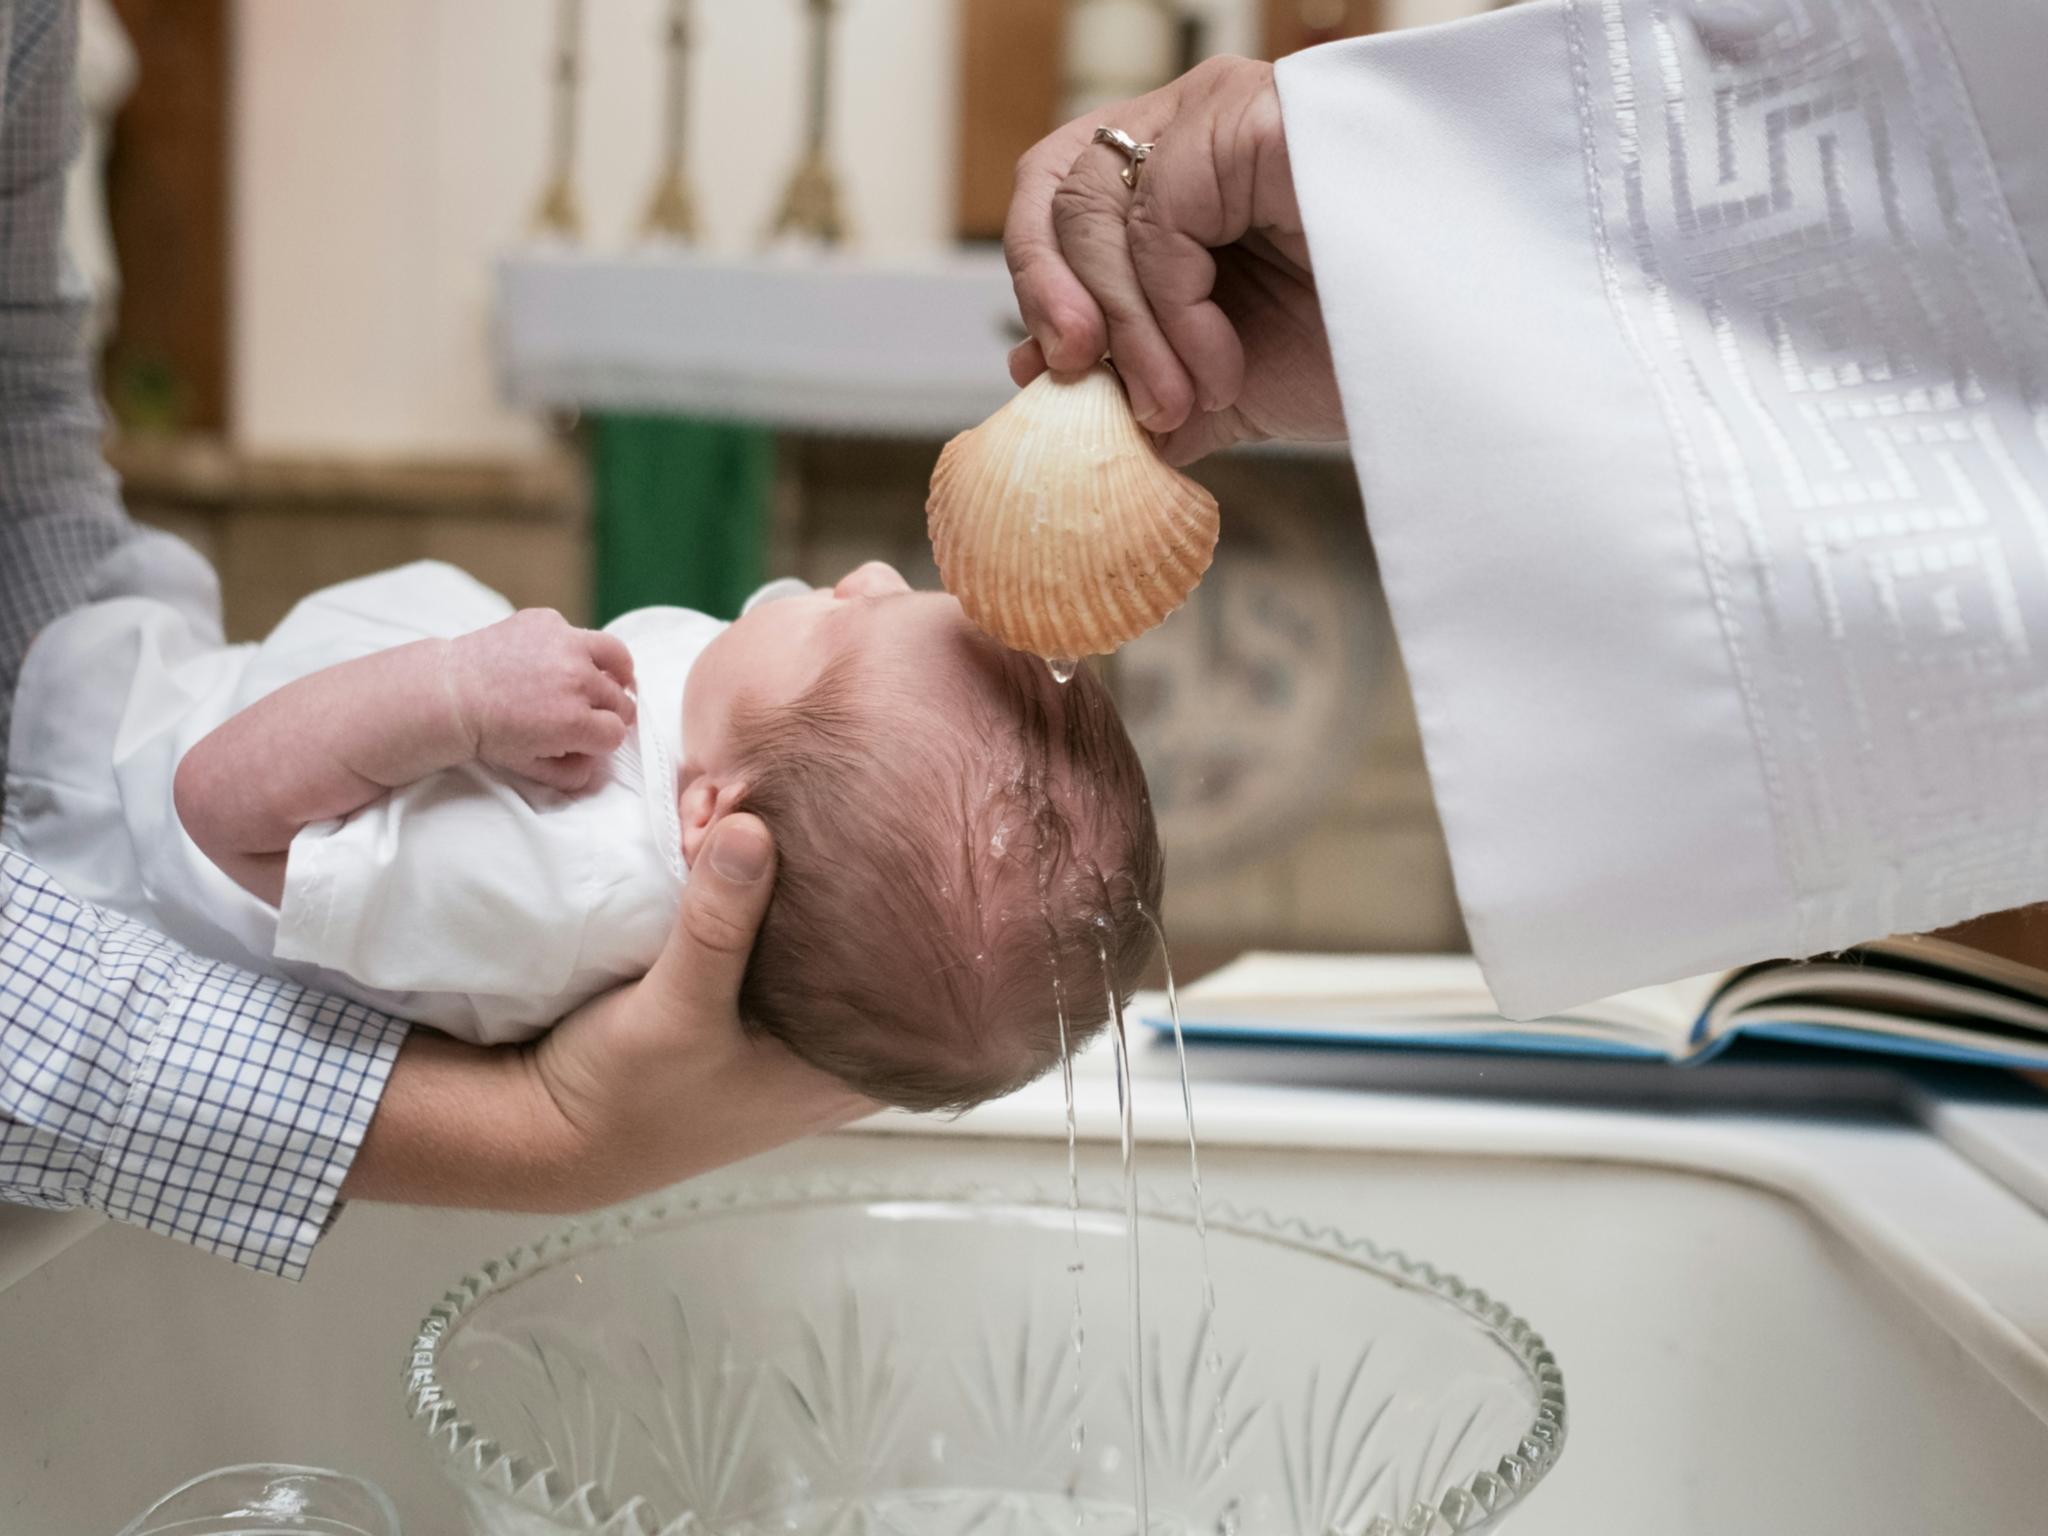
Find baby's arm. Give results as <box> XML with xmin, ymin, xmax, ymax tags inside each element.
<box><xmin>175</xmin><ymin>609</ymin><xmax>637</xmax><ymax>906</ymax></box>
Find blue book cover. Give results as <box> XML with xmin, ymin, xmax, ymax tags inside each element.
<box><xmin>1139</xmin><ymin>941</ymin><xmax>2048</xmax><ymax>1072</ymax></box>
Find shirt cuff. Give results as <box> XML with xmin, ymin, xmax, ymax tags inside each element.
<box><xmin>91</xmin><ymin>952</ymin><xmax>408</xmax><ymax>1280</ymax></box>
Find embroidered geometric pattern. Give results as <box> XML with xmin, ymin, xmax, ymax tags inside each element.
<box><xmin>1566</xmin><ymin>0</ymin><xmax>2048</xmax><ymax>953</ymax></box>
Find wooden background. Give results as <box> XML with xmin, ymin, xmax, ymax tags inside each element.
<box><xmin>105</xmin><ymin>0</ymin><xmax>229</xmax><ymax>436</ymax></box>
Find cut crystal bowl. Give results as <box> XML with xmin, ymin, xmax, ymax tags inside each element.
<box><xmin>405</xmin><ymin>1179</ymin><xmax>1565</xmax><ymax>1536</ymax></box>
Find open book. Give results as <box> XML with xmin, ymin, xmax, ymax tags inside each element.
<box><xmin>1140</xmin><ymin>938</ymin><xmax>2048</xmax><ymax>1069</ymax></box>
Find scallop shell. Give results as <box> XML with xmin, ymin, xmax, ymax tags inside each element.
<box><xmin>927</xmin><ymin>364</ymin><xmax>1220</xmax><ymax>660</ymax></box>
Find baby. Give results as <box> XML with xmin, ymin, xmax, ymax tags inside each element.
<box><xmin>2</xmin><ymin>554</ymin><xmax>1162</xmax><ymax>1111</ymax></box>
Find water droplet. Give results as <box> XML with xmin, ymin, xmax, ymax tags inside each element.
<box><xmin>1048</xmin><ymin>656</ymin><xmax>1080</xmax><ymax>685</ymax></box>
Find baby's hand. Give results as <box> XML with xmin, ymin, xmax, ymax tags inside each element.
<box><xmin>447</xmin><ymin>609</ymin><xmax>638</xmax><ymax>793</ymax></box>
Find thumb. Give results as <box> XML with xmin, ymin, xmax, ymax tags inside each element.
<box><xmin>649</xmin><ymin>812</ymin><xmax>777</xmax><ymax>1027</ymax></box>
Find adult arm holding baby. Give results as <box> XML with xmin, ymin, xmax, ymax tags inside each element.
<box><xmin>339</xmin><ymin>810</ymin><xmax>866</xmax><ymax>1214</ymax></box>
<box><xmin>0</xmin><ymin>0</ymin><xmax>857</xmax><ymax>1273</ymax></box>
<box><xmin>8</xmin><ymin>632</ymin><xmax>855</xmax><ymax>1262</ymax></box>
<box><xmin>169</xmin><ymin>602</ymin><xmax>866</xmax><ymax>1213</ymax></box>
<box><xmin>997</xmin><ymin>2</ymin><xmax>2048</xmax><ymax>1017</ymax></box>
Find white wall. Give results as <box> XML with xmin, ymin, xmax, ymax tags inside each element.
<box><xmin>229</xmin><ymin>0</ymin><xmax>1484</xmax><ymax>460</ymax></box>
<box><xmin>1390</xmin><ymin>0</ymin><xmax>1492</xmax><ymax>28</ymax></box>
<box><xmin>232</xmin><ymin>0</ymin><xmax>961</xmax><ymax>458</ymax></box>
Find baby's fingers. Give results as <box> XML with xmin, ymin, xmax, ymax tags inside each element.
<box><xmin>584</xmin><ymin>665</ymin><xmax>636</xmax><ymax>728</ymax></box>
<box><xmin>525</xmin><ymin>752</ymin><xmax>601</xmax><ymax>794</ymax></box>
<box><xmin>586</xmin><ymin>631</ymin><xmax>636</xmax><ymax>693</ymax></box>
<box><xmin>563</xmin><ymin>702</ymin><xmax>630</xmax><ymax>757</ymax></box>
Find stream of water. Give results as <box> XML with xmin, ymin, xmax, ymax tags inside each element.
<box><xmin>1142</xmin><ymin>906</ymin><xmax>1228</xmax><ymax>1469</ymax></box>
<box><xmin>1101</xmin><ymin>945</ymin><xmax>1149</xmax><ymax>1536</ymax></box>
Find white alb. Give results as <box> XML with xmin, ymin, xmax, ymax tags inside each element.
<box><xmin>1279</xmin><ymin>0</ymin><xmax>2048</xmax><ymax>1016</ymax></box>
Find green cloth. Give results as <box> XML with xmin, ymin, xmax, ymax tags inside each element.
<box><xmin>590</xmin><ymin>414</ymin><xmax>776</xmax><ymax>623</ymax></box>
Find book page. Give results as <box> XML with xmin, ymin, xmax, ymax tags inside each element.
<box><xmin>1704</xmin><ymin>946</ymin><xmax>2048</xmax><ymax>1050</ymax></box>
<box><xmin>1866</xmin><ymin>934</ymin><xmax>2048</xmax><ymax>1004</ymax></box>
<box><xmin>1159</xmin><ymin>952</ymin><xmax>1718</xmax><ymax>1055</ymax></box>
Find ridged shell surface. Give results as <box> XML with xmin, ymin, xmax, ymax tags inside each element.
<box><xmin>926</xmin><ymin>364</ymin><xmax>1220</xmax><ymax>659</ymax></box>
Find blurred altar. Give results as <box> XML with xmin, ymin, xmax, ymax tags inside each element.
<box><xmin>90</xmin><ymin>0</ymin><xmax>1506</xmax><ymax>975</ymax></box>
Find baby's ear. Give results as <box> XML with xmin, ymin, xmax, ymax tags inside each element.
<box><xmin>678</xmin><ymin>776</ymin><xmax>752</xmax><ymax>869</ymax></box>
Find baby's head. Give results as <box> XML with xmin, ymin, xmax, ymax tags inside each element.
<box><xmin>680</xmin><ymin>562</ymin><xmax>1162</xmax><ymax>1111</ymax></box>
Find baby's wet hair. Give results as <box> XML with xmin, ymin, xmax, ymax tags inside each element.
<box><xmin>732</xmin><ymin>636</ymin><xmax>1162</xmax><ymax>1112</ymax></box>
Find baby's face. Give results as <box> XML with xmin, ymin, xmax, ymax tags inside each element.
<box><xmin>682</xmin><ymin>562</ymin><xmax>988</xmax><ymax>778</ymax></box>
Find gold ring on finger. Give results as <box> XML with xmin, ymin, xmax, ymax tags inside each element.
<box><xmin>1092</xmin><ymin>125</ymin><xmax>1155</xmax><ymax>190</ymax></box>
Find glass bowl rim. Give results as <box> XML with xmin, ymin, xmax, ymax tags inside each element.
<box><xmin>404</xmin><ymin>1175</ymin><xmax>1567</xmax><ymax>1536</ymax></box>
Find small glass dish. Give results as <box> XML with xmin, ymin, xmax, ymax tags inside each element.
<box><xmin>406</xmin><ymin>1179</ymin><xmax>1565</xmax><ymax>1536</ymax></box>
<box><xmin>117</xmin><ymin>1464</ymin><xmax>401</xmax><ymax>1535</ymax></box>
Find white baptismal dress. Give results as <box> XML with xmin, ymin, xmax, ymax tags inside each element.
<box><xmin>2</xmin><ymin>554</ymin><xmax>809</xmax><ymax>1042</ymax></box>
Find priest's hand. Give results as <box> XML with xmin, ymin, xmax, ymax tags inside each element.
<box><xmin>1003</xmin><ymin>56</ymin><xmax>1344</xmax><ymax>465</ymax></box>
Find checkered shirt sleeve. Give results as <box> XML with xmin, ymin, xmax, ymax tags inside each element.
<box><xmin>0</xmin><ymin>847</ymin><xmax>408</xmax><ymax>1278</ymax></box>
<box><xmin>0</xmin><ymin>0</ymin><xmax>411</xmax><ymax>1279</ymax></box>
<box><xmin>0</xmin><ymin>0</ymin><xmax>131</xmax><ymax>756</ymax></box>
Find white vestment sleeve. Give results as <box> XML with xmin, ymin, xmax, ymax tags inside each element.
<box><xmin>1276</xmin><ymin>0</ymin><xmax>2048</xmax><ymax>1018</ymax></box>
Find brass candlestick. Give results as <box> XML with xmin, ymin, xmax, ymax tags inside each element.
<box><xmin>770</xmin><ymin>0</ymin><xmax>851</xmax><ymax>245</ymax></box>
<box><xmin>640</xmin><ymin>0</ymin><xmax>701</xmax><ymax>242</ymax></box>
<box><xmin>530</xmin><ymin>0</ymin><xmax>584</xmax><ymax>241</ymax></box>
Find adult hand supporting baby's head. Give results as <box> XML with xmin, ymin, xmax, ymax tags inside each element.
<box><xmin>528</xmin><ymin>814</ymin><xmax>872</xmax><ymax>1206</ymax></box>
